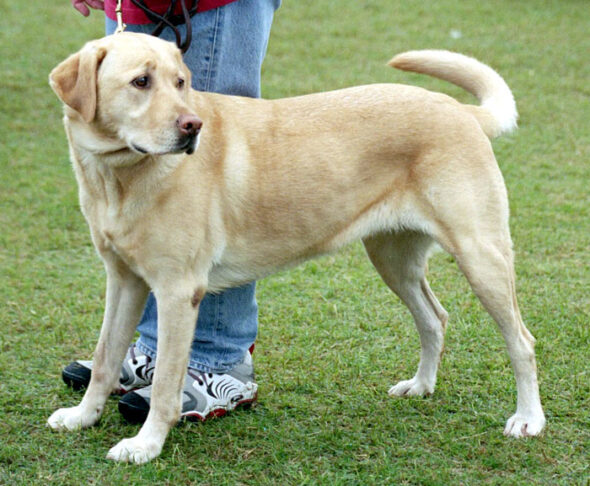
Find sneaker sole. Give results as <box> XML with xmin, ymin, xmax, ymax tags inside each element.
<box><xmin>182</xmin><ymin>393</ymin><xmax>258</xmax><ymax>423</ymax></box>
<box><xmin>62</xmin><ymin>363</ymin><xmax>144</xmax><ymax>396</ymax></box>
<box><xmin>118</xmin><ymin>392</ymin><xmax>258</xmax><ymax>424</ymax></box>
<box><xmin>62</xmin><ymin>363</ymin><xmax>91</xmax><ymax>391</ymax></box>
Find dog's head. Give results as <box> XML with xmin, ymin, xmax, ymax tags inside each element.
<box><xmin>50</xmin><ymin>33</ymin><xmax>202</xmax><ymax>158</ymax></box>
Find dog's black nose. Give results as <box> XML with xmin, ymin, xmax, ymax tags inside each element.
<box><xmin>176</xmin><ymin>114</ymin><xmax>202</xmax><ymax>136</ymax></box>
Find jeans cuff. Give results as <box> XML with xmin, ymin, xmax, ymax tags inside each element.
<box><xmin>136</xmin><ymin>339</ymin><xmax>244</xmax><ymax>374</ymax></box>
<box><xmin>187</xmin><ymin>358</ymin><xmax>235</xmax><ymax>374</ymax></box>
<box><xmin>135</xmin><ymin>339</ymin><xmax>157</xmax><ymax>362</ymax></box>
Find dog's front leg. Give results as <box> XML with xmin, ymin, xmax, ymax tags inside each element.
<box><xmin>107</xmin><ymin>281</ymin><xmax>204</xmax><ymax>464</ymax></box>
<box><xmin>48</xmin><ymin>254</ymin><xmax>149</xmax><ymax>431</ymax></box>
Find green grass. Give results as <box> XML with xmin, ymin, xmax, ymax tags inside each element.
<box><xmin>1</xmin><ymin>0</ymin><xmax>588</xmax><ymax>484</ymax></box>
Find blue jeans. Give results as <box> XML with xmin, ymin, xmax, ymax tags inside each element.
<box><xmin>105</xmin><ymin>0</ymin><xmax>279</xmax><ymax>373</ymax></box>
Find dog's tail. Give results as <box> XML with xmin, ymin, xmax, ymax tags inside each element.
<box><xmin>389</xmin><ymin>50</ymin><xmax>517</xmax><ymax>139</ymax></box>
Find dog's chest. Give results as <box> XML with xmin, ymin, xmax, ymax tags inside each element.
<box><xmin>102</xmin><ymin>227</ymin><xmax>128</xmax><ymax>257</ymax></box>
<box><xmin>76</xmin><ymin>165</ymin><xmax>151</xmax><ymax>273</ymax></box>
<box><xmin>99</xmin><ymin>220</ymin><xmax>143</xmax><ymax>271</ymax></box>
<box><xmin>83</xmin><ymin>197</ymin><xmax>145</xmax><ymax>275</ymax></box>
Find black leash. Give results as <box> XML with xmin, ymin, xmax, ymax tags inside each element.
<box><xmin>130</xmin><ymin>0</ymin><xmax>199</xmax><ymax>53</ymax></box>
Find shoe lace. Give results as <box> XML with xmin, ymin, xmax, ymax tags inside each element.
<box><xmin>187</xmin><ymin>368</ymin><xmax>214</xmax><ymax>387</ymax></box>
<box><xmin>129</xmin><ymin>343</ymin><xmax>152</xmax><ymax>368</ymax></box>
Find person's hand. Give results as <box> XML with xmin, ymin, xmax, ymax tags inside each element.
<box><xmin>72</xmin><ymin>0</ymin><xmax>105</xmax><ymax>17</ymax></box>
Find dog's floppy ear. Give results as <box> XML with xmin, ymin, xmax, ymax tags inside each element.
<box><xmin>49</xmin><ymin>43</ymin><xmax>107</xmax><ymax>123</ymax></box>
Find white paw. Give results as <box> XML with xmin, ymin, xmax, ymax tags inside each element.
<box><xmin>504</xmin><ymin>412</ymin><xmax>546</xmax><ymax>438</ymax></box>
<box><xmin>388</xmin><ymin>377</ymin><xmax>434</xmax><ymax>397</ymax></box>
<box><xmin>47</xmin><ymin>405</ymin><xmax>100</xmax><ymax>431</ymax></box>
<box><xmin>107</xmin><ymin>437</ymin><xmax>162</xmax><ymax>464</ymax></box>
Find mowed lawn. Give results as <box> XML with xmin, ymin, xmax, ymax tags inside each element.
<box><xmin>0</xmin><ymin>1</ymin><xmax>588</xmax><ymax>484</ymax></box>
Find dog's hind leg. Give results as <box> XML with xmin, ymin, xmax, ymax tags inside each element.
<box><xmin>439</xmin><ymin>228</ymin><xmax>545</xmax><ymax>437</ymax></box>
<box><xmin>363</xmin><ymin>231</ymin><xmax>448</xmax><ymax>397</ymax></box>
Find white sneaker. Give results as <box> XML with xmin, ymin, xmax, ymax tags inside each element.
<box><xmin>61</xmin><ymin>344</ymin><xmax>154</xmax><ymax>394</ymax></box>
<box><xmin>118</xmin><ymin>351</ymin><xmax>257</xmax><ymax>423</ymax></box>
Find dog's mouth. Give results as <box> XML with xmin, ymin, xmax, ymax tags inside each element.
<box><xmin>131</xmin><ymin>144</ymin><xmax>149</xmax><ymax>154</ymax></box>
<box><xmin>176</xmin><ymin>134</ymin><xmax>197</xmax><ymax>155</ymax></box>
<box><xmin>130</xmin><ymin>135</ymin><xmax>197</xmax><ymax>156</ymax></box>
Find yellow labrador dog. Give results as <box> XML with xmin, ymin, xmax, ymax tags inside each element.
<box><xmin>47</xmin><ymin>32</ymin><xmax>545</xmax><ymax>463</ymax></box>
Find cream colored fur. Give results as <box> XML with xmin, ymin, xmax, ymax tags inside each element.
<box><xmin>47</xmin><ymin>33</ymin><xmax>545</xmax><ymax>463</ymax></box>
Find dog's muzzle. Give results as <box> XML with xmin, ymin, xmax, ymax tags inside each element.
<box><xmin>177</xmin><ymin>114</ymin><xmax>202</xmax><ymax>154</ymax></box>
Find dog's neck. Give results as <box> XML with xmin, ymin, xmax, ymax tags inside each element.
<box><xmin>64</xmin><ymin>117</ymin><xmax>185</xmax><ymax>216</ymax></box>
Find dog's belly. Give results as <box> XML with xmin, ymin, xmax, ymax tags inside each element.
<box><xmin>206</xmin><ymin>197</ymin><xmax>432</xmax><ymax>292</ymax></box>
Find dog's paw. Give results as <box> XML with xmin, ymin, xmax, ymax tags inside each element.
<box><xmin>388</xmin><ymin>377</ymin><xmax>434</xmax><ymax>397</ymax></box>
<box><xmin>107</xmin><ymin>437</ymin><xmax>162</xmax><ymax>464</ymax></box>
<box><xmin>47</xmin><ymin>405</ymin><xmax>101</xmax><ymax>431</ymax></box>
<box><xmin>504</xmin><ymin>412</ymin><xmax>546</xmax><ymax>438</ymax></box>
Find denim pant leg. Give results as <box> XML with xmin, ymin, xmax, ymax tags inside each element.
<box><xmin>105</xmin><ymin>0</ymin><xmax>280</xmax><ymax>373</ymax></box>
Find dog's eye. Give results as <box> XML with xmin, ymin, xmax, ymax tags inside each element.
<box><xmin>177</xmin><ymin>78</ymin><xmax>185</xmax><ymax>89</ymax></box>
<box><xmin>131</xmin><ymin>75</ymin><xmax>150</xmax><ymax>89</ymax></box>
